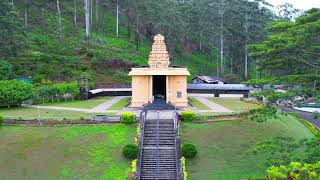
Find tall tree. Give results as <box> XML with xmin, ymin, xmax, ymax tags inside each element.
<box><xmin>219</xmin><ymin>0</ymin><xmax>225</xmax><ymax>76</ymax></box>
<box><xmin>73</xmin><ymin>0</ymin><xmax>77</xmax><ymax>28</ymax></box>
<box><xmin>56</xmin><ymin>0</ymin><xmax>62</xmax><ymax>40</ymax></box>
<box><xmin>95</xmin><ymin>0</ymin><xmax>99</xmax><ymax>33</ymax></box>
<box><xmin>116</xmin><ymin>0</ymin><xmax>119</xmax><ymax>37</ymax></box>
<box><xmin>249</xmin><ymin>8</ymin><xmax>320</xmax><ymax>87</ymax></box>
<box><xmin>84</xmin><ymin>0</ymin><xmax>90</xmax><ymax>41</ymax></box>
<box><xmin>24</xmin><ymin>0</ymin><xmax>28</xmax><ymax>32</ymax></box>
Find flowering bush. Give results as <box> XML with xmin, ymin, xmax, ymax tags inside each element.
<box><xmin>181</xmin><ymin>157</ymin><xmax>187</xmax><ymax>180</ymax></box>
<box><xmin>181</xmin><ymin>111</ymin><xmax>196</xmax><ymax>122</ymax></box>
<box><xmin>121</xmin><ymin>112</ymin><xmax>136</xmax><ymax>124</ymax></box>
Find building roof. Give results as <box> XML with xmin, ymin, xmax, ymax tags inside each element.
<box><xmin>188</xmin><ymin>84</ymin><xmax>253</xmax><ymax>91</ymax></box>
<box><xmin>129</xmin><ymin>67</ymin><xmax>190</xmax><ymax>76</ymax></box>
<box><xmin>193</xmin><ymin>76</ymin><xmax>224</xmax><ymax>83</ymax></box>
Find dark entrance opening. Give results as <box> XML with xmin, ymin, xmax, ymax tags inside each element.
<box><xmin>152</xmin><ymin>75</ymin><xmax>166</xmax><ymax>103</ymax></box>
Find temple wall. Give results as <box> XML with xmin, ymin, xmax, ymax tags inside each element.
<box><xmin>167</xmin><ymin>76</ymin><xmax>188</xmax><ymax>107</ymax></box>
<box><xmin>131</xmin><ymin>75</ymin><xmax>152</xmax><ymax>107</ymax></box>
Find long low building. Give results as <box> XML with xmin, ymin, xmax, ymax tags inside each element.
<box><xmin>89</xmin><ymin>84</ymin><xmax>253</xmax><ymax>98</ymax></box>
<box><xmin>187</xmin><ymin>84</ymin><xmax>253</xmax><ymax>97</ymax></box>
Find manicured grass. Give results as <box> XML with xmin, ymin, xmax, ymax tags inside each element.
<box><xmin>0</xmin><ymin>125</ymin><xmax>135</xmax><ymax>179</ymax></box>
<box><xmin>0</xmin><ymin>107</ymin><xmax>116</xmax><ymax>120</ymax></box>
<box><xmin>209</xmin><ymin>98</ymin><xmax>261</xmax><ymax>112</ymax></box>
<box><xmin>107</xmin><ymin>97</ymin><xmax>130</xmax><ymax>110</ymax></box>
<box><xmin>39</xmin><ymin>97</ymin><xmax>112</xmax><ymax>109</ymax></box>
<box><xmin>181</xmin><ymin>113</ymin><xmax>314</xmax><ymax>180</ymax></box>
<box><xmin>189</xmin><ymin>98</ymin><xmax>212</xmax><ymax>110</ymax></box>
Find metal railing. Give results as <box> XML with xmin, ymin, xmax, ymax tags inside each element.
<box><xmin>136</xmin><ymin>111</ymin><xmax>146</xmax><ymax>180</ymax></box>
<box><xmin>156</xmin><ymin>112</ymin><xmax>160</xmax><ymax>179</ymax></box>
<box><xmin>173</xmin><ymin>109</ymin><xmax>184</xmax><ymax>180</ymax></box>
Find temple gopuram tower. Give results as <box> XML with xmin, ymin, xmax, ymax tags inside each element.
<box><xmin>129</xmin><ymin>34</ymin><xmax>190</xmax><ymax>107</ymax></box>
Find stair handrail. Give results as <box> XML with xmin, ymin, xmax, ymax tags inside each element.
<box><xmin>136</xmin><ymin>111</ymin><xmax>146</xmax><ymax>180</ymax></box>
<box><xmin>173</xmin><ymin>109</ymin><xmax>184</xmax><ymax>180</ymax></box>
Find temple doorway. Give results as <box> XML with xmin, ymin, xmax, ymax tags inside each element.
<box><xmin>152</xmin><ymin>75</ymin><xmax>166</xmax><ymax>102</ymax></box>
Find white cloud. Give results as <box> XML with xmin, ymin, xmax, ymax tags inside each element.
<box><xmin>266</xmin><ymin>0</ymin><xmax>320</xmax><ymax>11</ymax></box>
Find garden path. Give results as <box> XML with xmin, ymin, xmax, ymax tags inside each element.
<box><xmin>194</xmin><ymin>97</ymin><xmax>232</xmax><ymax>112</ymax></box>
<box><xmin>86</xmin><ymin>96</ymin><xmax>127</xmax><ymax>113</ymax></box>
<box><xmin>22</xmin><ymin>96</ymin><xmax>129</xmax><ymax>113</ymax></box>
<box><xmin>22</xmin><ymin>104</ymin><xmax>89</xmax><ymax>112</ymax></box>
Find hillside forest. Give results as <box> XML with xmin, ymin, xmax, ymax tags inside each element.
<box><xmin>0</xmin><ymin>0</ymin><xmax>319</xmax><ymax>87</ymax></box>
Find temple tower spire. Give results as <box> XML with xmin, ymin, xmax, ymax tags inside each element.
<box><xmin>148</xmin><ymin>34</ymin><xmax>170</xmax><ymax>69</ymax></box>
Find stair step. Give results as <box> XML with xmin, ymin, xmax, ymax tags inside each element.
<box><xmin>138</xmin><ymin>115</ymin><xmax>179</xmax><ymax>180</ymax></box>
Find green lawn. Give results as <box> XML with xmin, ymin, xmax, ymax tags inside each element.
<box><xmin>0</xmin><ymin>125</ymin><xmax>135</xmax><ymax>180</ymax></box>
<box><xmin>181</xmin><ymin>113</ymin><xmax>314</xmax><ymax>180</ymax></box>
<box><xmin>39</xmin><ymin>97</ymin><xmax>113</xmax><ymax>109</ymax></box>
<box><xmin>209</xmin><ymin>98</ymin><xmax>261</xmax><ymax>112</ymax></box>
<box><xmin>107</xmin><ymin>97</ymin><xmax>130</xmax><ymax>110</ymax></box>
<box><xmin>0</xmin><ymin>107</ymin><xmax>115</xmax><ymax>120</ymax></box>
<box><xmin>189</xmin><ymin>98</ymin><xmax>212</xmax><ymax>110</ymax></box>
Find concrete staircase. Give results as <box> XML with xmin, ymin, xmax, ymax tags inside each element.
<box><xmin>138</xmin><ymin>111</ymin><xmax>181</xmax><ymax>180</ymax></box>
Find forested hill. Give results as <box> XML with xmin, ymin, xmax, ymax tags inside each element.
<box><xmin>0</xmin><ymin>1</ymin><xmax>318</xmax><ymax>85</ymax></box>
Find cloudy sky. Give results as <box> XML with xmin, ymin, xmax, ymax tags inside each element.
<box><xmin>266</xmin><ymin>0</ymin><xmax>320</xmax><ymax>10</ymax></box>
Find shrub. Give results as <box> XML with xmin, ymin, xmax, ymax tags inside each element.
<box><xmin>0</xmin><ymin>80</ymin><xmax>35</xmax><ymax>107</ymax></box>
<box><xmin>79</xmin><ymin>115</ymin><xmax>85</xmax><ymax>121</ymax></box>
<box><xmin>0</xmin><ymin>115</ymin><xmax>3</xmax><ymax>126</ymax></box>
<box><xmin>181</xmin><ymin>110</ymin><xmax>196</xmax><ymax>122</ymax></box>
<box><xmin>181</xmin><ymin>157</ymin><xmax>187</xmax><ymax>180</ymax></box>
<box><xmin>131</xmin><ymin>159</ymin><xmax>137</xmax><ymax>173</ymax></box>
<box><xmin>181</xmin><ymin>144</ymin><xmax>197</xmax><ymax>158</ymax></box>
<box><xmin>312</xmin><ymin>111</ymin><xmax>320</xmax><ymax>119</ymax></box>
<box><xmin>121</xmin><ymin>112</ymin><xmax>136</xmax><ymax>124</ymax></box>
<box><xmin>123</xmin><ymin>144</ymin><xmax>138</xmax><ymax>159</ymax></box>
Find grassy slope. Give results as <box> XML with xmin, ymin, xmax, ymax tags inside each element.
<box><xmin>181</xmin><ymin>114</ymin><xmax>314</xmax><ymax>180</ymax></box>
<box><xmin>0</xmin><ymin>125</ymin><xmax>135</xmax><ymax>180</ymax></box>
<box><xmin>10</xmin><ymin>2</ymin><xmax>216</xmax><ymax>84</ymax></box>
<box><xmin>0</xmin><ymin>107</ymin><xmax>115</xmax><ymax>120</ymax></box>
<box><xmin>210</xmin><ymin>98</ymin><xmax>261</xmax><ymax>112</ymax></box>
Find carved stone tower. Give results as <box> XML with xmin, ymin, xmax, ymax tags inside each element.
<box><xmin>148</xmin><ymin>34</ymin><xmax>170</xmax><ymax>69</ymax></box>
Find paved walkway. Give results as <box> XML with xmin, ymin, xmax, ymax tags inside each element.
<box><xmin>194</xmin><ymin>97</ymin><xmax>232</xmax><ymax>112</ymax></box>
<box><xmin>22</xmin><ymin>96</ymin><xmax>129</xmax><ymax>114</ymax></box>
<box><xmin>22</xmin><ymin>104</ymin><xmax>89</xmax><ymax>112</ymax></box>
<box><xmin>86</xmin><ymin>96</ymin><xmax>127</xmax><ymax>113</ymax></box>
<box><xmin>278</xmin><ymin>105</ymin><xmax>320</xmax><ymax>131</ymax></box>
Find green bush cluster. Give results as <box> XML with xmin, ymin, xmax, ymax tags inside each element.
<box><xmin>181</xmin><ymin>144</ymin><xmax>197</xmax><ymax>158</ymax></box>
<box><xmin>248</xmin><ymin>105</ymin><xmax>278</xmax><ymax>123</ymax></box>
<box><xmin>252</xmin><ymin>137</ymin><xmax>320</xmax><ymax>167</ymax></box>
<box><xmin>181</xmin><ymin>110</ymin><xmax>196</xmax><ymax>122</ymax></box>
<box><xmin>0</xmin><ymin>80</ymin><xmax>35</xmax><ymax>107</ymax></box>
<box><xmin>267</xmin><ymin>161</ymin><xmax>320</xmax><ymax>179</ymax></box>
<box><xmin>0</xmin><ymin>115</ymin><xmax>3</xmax><ymax>126</ymax></box>
<box><xmin>122</xmin><ymin>144</ymin><xmax>138</xmax><ymax>159</ymax></box>
<box><xmin>121</xmin><ymin>112</ymin><xmax>136</xmax><ymax>124</ymax></box>
<box><xmin>37</xmin><ymin>81</ymin><xmax>80</xmax><ymax>103</ymax></box>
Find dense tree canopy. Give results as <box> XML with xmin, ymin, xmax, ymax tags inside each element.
<box><xmin>0</xmin><ymin>60</ymin><xmax>12</xmax><ymax>80</ymax></box>
<box><xmin>249</xmin><ymin>8</ymin><xmax>320</xmax><ymax>77</ymax></box>
<box><xmin>0</xmin><ymin>1</ymin><xmax>26</xmax><ymax>58</ymax></box>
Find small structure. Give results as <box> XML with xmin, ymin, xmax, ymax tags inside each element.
<box><xmin>192</xmin><ymin>76</ymin><xmax>224</xmax><ymax>84</ymax></box>
<box><xmin>129</xmin><ymin>34</ymin><xmax>190</xmax><ymax>107</ymax></box>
